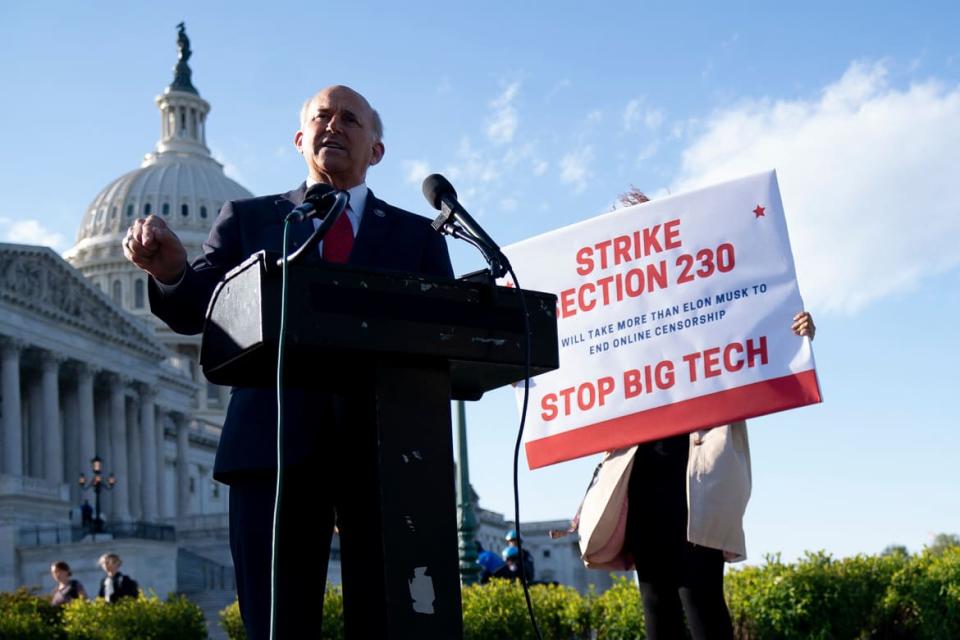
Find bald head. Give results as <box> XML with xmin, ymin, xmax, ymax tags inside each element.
<box><xmin>294</xmin><ymin>85</ymin><xmax>386</xmax><ymax>189</ymax></box>
<box><xmin>299</xmin><ymin>85</ymin><xmax>383</xmax><ymax>141</ymax></box>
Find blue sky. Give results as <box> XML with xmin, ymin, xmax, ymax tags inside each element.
<box><xmin>1</xmin><ymin>1</ymin><xmax>957</xmax><ymax>563</ymax></box>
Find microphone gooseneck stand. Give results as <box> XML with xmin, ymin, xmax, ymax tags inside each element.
<box><xmin>424</xmin><ymin>175</ymin><xmax>543</xmax><ymax>640</ymax></box>
<box><xmin>271</xmin><ymin>189</ymin><xmax>348</xmax><ymax>640</ymax></box>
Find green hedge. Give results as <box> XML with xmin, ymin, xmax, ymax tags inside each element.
<box><xmin>219</xmin><ymin>547</ymin><xmax>960</xmax><ymax>640</ymax></box>
<box><xmin>62</xmin><ymin>593</ymin><xmax>205</xmax><ymax>640</ymax></box>
<box><xmin>5</xmin><ymin>547</ymin><xmax>959</xmax><ymax>639</ymax></box>
<box><xmin>462</xmin><ymin>580</ymin><xmax>590</xmax><ymax>639</ymax></box>
<box><xmin>0</xmin><ymin>590</ymin><xmax>204</xmax><ymax>640</ymax></box>
<box><xmin>881</xmin><ymin>546</ymin><xmax>960</xmax><ymax>638</ymax></box>
<box><xmin>0</xmin><ymin>587</ymin><xmax>65</xmax><ymax>640</ymax></box>
<box><xmin>219</xmin><ymin>585</ymin><xmax>346</xmax><ymax>639</ymax></box>
<box><xmin>725</xmin><ymin>551</ymin><xmax>907</xmax><ymax>639</ymax></box>
<box><xmin>723</xmin><ymin>547</ymin><xmax>960</xmax><ymax>639</ymax></box>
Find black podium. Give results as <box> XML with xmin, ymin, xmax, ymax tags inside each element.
<box><xmin>199</xmin><ymin>251</ymin><xmax>558</xmax><ymax>639</ymax></box>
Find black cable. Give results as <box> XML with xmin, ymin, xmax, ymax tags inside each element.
<box><xmin>269</xmin><ymin>215</ymin><xmax>296</xmax><ymax>640</ymax></box>
<box><xmin>506</xmin><ymin>266</ymin><xmax>543</xmax><ymax>640</ymax></box>
<box><xmin>432</xmin><ymin>216</ymin><xmax>541</xmax><ymax>638</ymax></box>
<box><xmin>270</xmin><ymin>193</ymin><xmax>348</xmax><ymax>639</ymax></box>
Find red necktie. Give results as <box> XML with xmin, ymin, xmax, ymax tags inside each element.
<box><xmin>322</xmin><ymin>208</ymin><xmax>354</xmax><ymax>263</ymax></box>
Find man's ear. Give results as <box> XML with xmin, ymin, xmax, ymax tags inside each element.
<box><xmin>294</xmin><ymin>130</ymin><xmax>304</xmax><ymax>153</ymax></box>
<box><xmin>369</xmin><ymin>141</ymin><xmax>385</xmax><ymax>167</ymax></box>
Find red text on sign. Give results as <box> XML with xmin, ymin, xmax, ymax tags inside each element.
<box><xmin>558</xmin><ymin>261</ymin><xmax>668</xmax><ymax>319</ymax></box>
<box><xmin>540</xmin><ymin>376</ymin><xmax>617</xmax><ymax>421</ymax></box>
<box><xmin>575</xmin><ymin>219</ymin><xmax>682</xmax><ymax>276</ymax></box>
<box><xmin>676</xmin><ymin>243</ymin><xmax>736</xmax><ymax>284</ymax></box>
<box><xmin>682</xmin><ymin>336</ymin><xmax>768</xmax><ymax>382</ymax></box>
<box><xmin>623</xmin><ymin>361</ymin><xmax>676</xmax><ymax>398</ymax></box>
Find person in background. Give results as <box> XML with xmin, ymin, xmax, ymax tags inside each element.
<box><xmin>97</xmin><ymin>553</ymin><xmax>139</xmax><ymax>603</ymax></box>
<box><xmin>607</xmin><ymin>187</ymin><xmax>816</xmax><ymax>639</ymax></box>
<box><xmin>476</xmin><ymin>542</ymin><xmax>508</xmax><ymax>583</ymax></box>
<box><xmin>50</xmin><ymin>560</ymin><xmax>87</xmax><ymax>606</ymax></box>
<box><xmin>502</xmin><ymin>529</ymin><xmax>535</xmax><ymax>581</ymax></box>
<box><xmin>625</xmin><ymin>311</ymin><xmax>815</xmax><ymax>640</ymax></box>
<box><xmin>80</xmin><ymin>500</ymin><xmax>93</xmax><ymax>529</ymax></box>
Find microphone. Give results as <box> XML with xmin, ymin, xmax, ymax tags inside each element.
<box><xmin>278</xmin><ymin>184</ymin><xmax>350</xmax><ymax>266</ymax></box>
<box><xmin>288</xmin><ymin>183</ymin><xmax>335</xmax><ymax>223</ymax></box>
<box><xmin>422</xmin><ymin>174</ymin><xmax>511</xmax><ymax>277</ymax></box>
<box><xmin>422</xmin><ymin>174</ymin><xmax>501</xmax><ymax>254</ymax></box>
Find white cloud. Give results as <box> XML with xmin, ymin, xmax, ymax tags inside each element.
<box><xmin>587</xmin><ymin>109</ymin><xmax>604</xmax><ymax>124</ymax></box>
<box><xmin>3</xmin><ymin>219</ymin><xmax>65</xmax><ymax>250</ymax></box>
<box><xmin>671</xmin><ymin>61</ymin><xmax>960</xmax><ymax>315</ymax></box>
<box><xmin>533</xmin><ymin>160</ymin><xmax>549</xmax><ymax>176</ymax></box>
<box><xmin>636</xmin><ymin>141</ymin><xmax>658</xmax><ymax>163</ymax></box>
<box><xmin>452</xmin><ymin>136</ymin><xmax>500</xmax><ymax>184</ymax></box>
<box><xmin>487</xmin><ymin>82</ymin><xmax>521</xmax><ymax>145</ymax></box>
<box><xmin>644</xmin><ymin>108</ymin><xmax>664</xmax><ymax>130</ymax></box>
<box><xmin>500</xmin><ymin>197</ymin><xmax>518</xmax><ymax>212</ymax></box>
<box><xmin>624</xmin><ymin>98</ymin><xmax>663</xmax><ymax>131</ymax></box>
<box><xmin>559</xmin><ymin>147</ymin><xmax>594</xmax><ymax>192</ymax></box>
<box><xmin>403</xmin><ymin>160</ymin><xmax>431</xmax><ymax>185</ymax></box>
<box><xmin>623</xmin><ymin>98</ymin><xmax>642</xmax><ymax>131</ymax></box>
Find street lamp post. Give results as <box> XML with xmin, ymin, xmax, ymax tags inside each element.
<box><xmin>78</xmin><ymin>455</ymin><xmax>116</xmax><ymax>534</ymax></box>
<box><xmin>455</xmin><ymin>400</ymin><xmax>480</xmax><ymax>584</ymax></box>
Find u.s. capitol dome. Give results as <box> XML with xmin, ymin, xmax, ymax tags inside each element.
<box><xmin>64</xmin><ymin>28</ymin><xmax>251</xmax><ymax>316</ymax></box>
<box><xmin>64</xmin><ymin>26</ymin><xmax>251</xmax><ymax>426</ymax></box>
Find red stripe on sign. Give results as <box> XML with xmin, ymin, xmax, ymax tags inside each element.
<box><xmin>525</xmin><ymin>370</ymin><xmax>821</xmax><ymax>469</ymax></box>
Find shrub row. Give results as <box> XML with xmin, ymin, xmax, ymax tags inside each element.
<box><xmin>0</xmin><ymin>589</ymin><xmax>205</xmax><ymax>640</ymax></box>
<box><xmin>4</xmin><ymin>546</ymin><xmax>957</xmax><ymax>639</ymax></box>
<box><xmin>218</xmin><ymin>547</ymin><xmax>960</xmax><ymax>639</ymax></box>
<box><xmin>724</xmin><ymin>547</ymin><xmax>960</xmax><ymax>639</ymax></box>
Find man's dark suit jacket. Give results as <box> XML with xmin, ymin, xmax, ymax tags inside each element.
<box><xmin>148</xmin><ymin>184</ymin><xmax>454</xmax><ymax>482</ymax></box>
<box><xmin>98</xmin><ymin>572</ymin><xmax>138</xmax><ymax>602</ymax></box>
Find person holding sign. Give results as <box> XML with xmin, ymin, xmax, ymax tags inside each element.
<box><xmin>625</xmin><ymin>311</ymin><xmax>815</xmax><ymax>640</ymax></box>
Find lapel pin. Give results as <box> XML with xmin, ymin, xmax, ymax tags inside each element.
<box><xmin>373</xmin><ymin>208</ymin><xmax>386</xmax><ymax>218</ymax></box>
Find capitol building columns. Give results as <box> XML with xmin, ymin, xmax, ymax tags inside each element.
<box><xmin>1</xmin><ymin>339</ymin><xmax>24</xmax><ymax>477</ymax></box>
<box><xmin>156</xmin><ymin>407</ymin><xmax>172</xmax><ymax>520</ymax></box>
<box><xmin>40</xmin><ymin>351</ymin><xmax>64</xmax><ymax>485</ymax></box>
<box><xmin>26</xmin><ymin>371</ymin><xmax>43</xmax><ymax>479</ymax></box>
<box><xmin>76</xmin><ymin>364</ymin><xmax>98</xmax><ymax>497</ymax></box>
<box><xmin>125</xmin><ymin>388</ymin><xmax>142</xmax><ymax>519</ymax></box>
<box><xmin>175</xmin><ymin>412</ymin><xmax>190</xmax><ymax>518</ymax></box>
<box><xmin>106</xmin><ymin>373</ymin><xmax>131</xmax><ymax>521</ymax></box>
<box><xmin>139</xmin><ymin>387</ymin><xmax>159</xmax><ymax>522</ymax></box>
<box><xmin>0</xmin><ymin>318</ymin><xmax>208</xmax><ymax>520</ymax></box>
<box><xmin>0</xmin><ymin>337</ymin><xmax>205</xmax><ymax>525</ymax></box>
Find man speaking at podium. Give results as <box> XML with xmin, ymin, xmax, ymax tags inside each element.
<box><xmin>123</xmin><ymin>85</ymin><xmax>453</xmax><ymax>638</ymax></box>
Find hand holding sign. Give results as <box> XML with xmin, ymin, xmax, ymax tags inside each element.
<box><xmin>502</xmin><ymin>170</ymin><xmax>821</xmax><ymax>469</ymax></box>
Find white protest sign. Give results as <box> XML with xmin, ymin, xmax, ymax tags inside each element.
<box><xmin>503</xmin><ymin>170</ymin><xmax>821</xmax><ymax>469</ymax></box>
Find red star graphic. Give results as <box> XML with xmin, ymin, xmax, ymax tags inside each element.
<box><xmin>753</xmin><ymin>205</ymin><xmax>766</xmax><ymax>218</ymax></box>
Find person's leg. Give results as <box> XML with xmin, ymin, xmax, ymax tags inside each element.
<box><xmin>625</xmin><ymin>436</ymin><xmax>691</xmax><ymax>639</ymax></box>
<box><xmin>229</xmin><ymin>468</ymin><xmax>334</xmax><ymax>640</ymax></box>
<box><xmin>637</xmin><ymin>578</ymin><xmax>687</xmax><ymax>639</ymax></box>
<box><xmin>678</xmin><ymin>543</ymin><xmax>733</xmax><ymax>640</ymax></box>
<box><xmin>333</xmin><ymin>391</ymin><xmax>390</xmax><ymax>639</ymax></box>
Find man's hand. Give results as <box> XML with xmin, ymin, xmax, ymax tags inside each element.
<box><xmin>792</xmin><ymin>311</ymin><xmax>816</xmax><ymax>341</ymax></box>
<box><xmin>122</xmin><ymin>215</ymin><xmax>188</xmax><ymax>284</ymax></box>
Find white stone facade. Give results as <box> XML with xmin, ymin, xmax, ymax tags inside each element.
<box><xmin>0</xmin><ymin>244</ymin><xmax>229</xmax><ymax>593</ymax></box>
